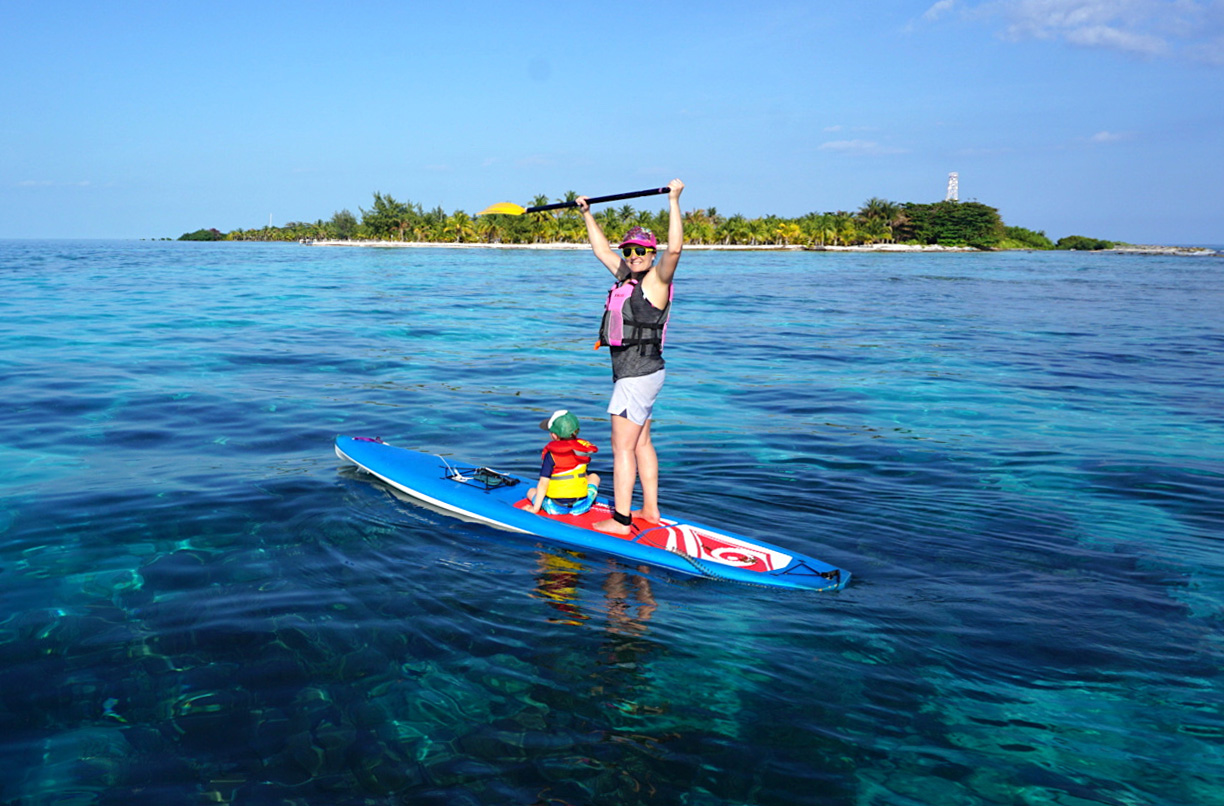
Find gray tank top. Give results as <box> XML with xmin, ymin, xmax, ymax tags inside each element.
<box><xmin>609</xmin><ymin>280</ymin><xmax>668</xmax><ymax>382</ymax></box>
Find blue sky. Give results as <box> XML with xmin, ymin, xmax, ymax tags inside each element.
<box><xmin>2</xmin><ymin>0</ymin><xmax>1221</xmax><ymax>243</ymax></box>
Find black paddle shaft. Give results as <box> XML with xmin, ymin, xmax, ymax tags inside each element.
<box><xmin>525</xmin><ymin>186</ymin><xmax>670</xmax><ymax>214</ymax></box>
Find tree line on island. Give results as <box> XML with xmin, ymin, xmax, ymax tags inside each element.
<box><xmin>179</xmin><ymin>192</ymin><xmax>1115</xmax><ymax>251</ymax></box>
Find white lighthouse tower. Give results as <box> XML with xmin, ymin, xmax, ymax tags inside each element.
<box><xmin>945</xmin><ymin>172</ymin><xmax>959</xmax><ymax>202</ymax></box>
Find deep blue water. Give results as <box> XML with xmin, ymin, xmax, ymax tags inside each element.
<box><xmin>2</xmin><ymin>239</ymin><xmax>1223</xmax><ymax>805</ymax></box>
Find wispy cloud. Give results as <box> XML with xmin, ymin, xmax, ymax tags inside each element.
<box><xmin>922</xmin><ymin>0</ymin><xmax>1224</xmax><ymax>63</ymax></box>
<box><xmin>822</xmin><ymin>124</ymin><xmax>878</xmax><ymax>133</ymax></box>
<box><xmin>818</xmin><ymin>140</ymin><xmax>908</xmax><ymax>155</ymax></box>
<box><xmin>924</xmin><ymin>0</ymin><xmax>960</xmax><ymax>21</ymax></box>
<box><xmin>17</xmin><ymin>180</ymin><xmax>92</xmax><ymax>188</ymax></box>
<box><xmin>1089</xmin><ymin>130</ymin><xmax>1131</xmax><ymax>142</ymax></box>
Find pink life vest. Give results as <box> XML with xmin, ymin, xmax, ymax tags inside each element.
<box><xmin>597</xmin><ymin>277</ymin><xmax>673</xmax><ymax>354</ymax></box>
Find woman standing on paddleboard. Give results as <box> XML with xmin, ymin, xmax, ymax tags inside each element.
<box><xmin>576</xmin><ymin>178</ymin><xmax>684</xmax><ymax>535</ymax></box>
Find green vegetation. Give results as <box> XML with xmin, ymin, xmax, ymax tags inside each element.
<box><xmin>178</xmin><ymin>227</ymin><xmax>225</xmax><ymax>241</ymax></box>
<box><xmin>998</xmin><ymin>226</ymin><xmax>1056</xmax><ymax>250</ymax></box>
<box><xmin>897</xmin><ymin>201</ymin><xmax>1004</xmax><ymax>249</ymax></box>
<box><xmin>1055</xmin><ymin>235</ymin><xmax>1115</xmax><ymax>251</ymax></box>
<box><xmin>201</xmin><ymin>192</ymin><xmax>1108</xmax><ymax>251</ymax></box>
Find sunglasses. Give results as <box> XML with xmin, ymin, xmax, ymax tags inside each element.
<box><xmin>621</xmin><ymin>246</ymin><xmax>655</xmax><ymax>257</ymax></box>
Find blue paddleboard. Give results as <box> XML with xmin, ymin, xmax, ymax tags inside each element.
<box><xmin>335</xmin><ymin>436</ymin><xmax>849</xmax><ymax>592</ymax></box>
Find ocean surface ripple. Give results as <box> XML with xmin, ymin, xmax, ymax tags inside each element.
<box><xmin>1</xmin><ymin>240</ymin><xmax>1222</xmax><ymax>805</ymax></box>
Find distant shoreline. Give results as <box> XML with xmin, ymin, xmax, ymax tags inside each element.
<box><xmin>303</xmin><ymin>239</ymin><xmax>977</xmax><ymax>253</ymax></box>
<box><xmin>302</xmin><ymin>239</ymin><xmax>1216</xmax><ymax>255</ymax></box>
<box><xmin>1103</xmin><ymin>244</ymin><xmax>1219</xmax><ymax>256</ymax></box>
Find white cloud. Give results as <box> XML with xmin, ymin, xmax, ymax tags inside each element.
<box><xmin>17</xmin><ymin>180</ymin><xmax>92</xmax><ymax>187</ymax></box>
<box><xmin>1089</xmin><ymin>130</ymin><xmax>1130</xmax><ymax>142</ymax></box>
<box><xmin>823</xmin><ymin>124</ymin><xmax>879</xmax><ymax>133</ymax></box>
<box><xmin>818</xmin><ymin>140</ymin><xmax>908</xmax><ymax>155</ymax></box>
<box><xmin>924</xmin><ymin>0</ymin><xmax>960</xmax><ymax>21</ymax></box>
<box><xmin>1063</xmin><ymin>23</ymin><xmax>1168</xmax><ymax>55</ymax></box>
<box><xmin>925</xmin><ymin>0</ymin><xmax>1224</xmax><ymax>62</ymax></box>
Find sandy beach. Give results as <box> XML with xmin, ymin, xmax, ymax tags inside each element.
<box><xmin>304</xmin><ymin>239</ymin><xmax>977</xmax><ymax>253</ymax></box>
<box><xmin>303</xmin><ymin>240</ymin><xmax>1217</xmax><ymax>255</ymax></box>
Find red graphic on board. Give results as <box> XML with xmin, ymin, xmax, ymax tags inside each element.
<box><xmin>515</xmin><ymin>500</ymin><xmax>791</xmax><ymax>574</ymax></box>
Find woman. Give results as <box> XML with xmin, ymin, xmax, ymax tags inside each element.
<box><xmin>576</xmin><ymin>178</ymin><xmax>684</xmax><ymax>535</ymax></box>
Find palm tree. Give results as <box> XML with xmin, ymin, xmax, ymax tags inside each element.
<box><xmin>775</xmin><ymin>221</ymin><xmax>803</xmax><ymax>246</ymax></box>
<box><xmin>418</xmin><ymin>205</ymin><xmax>446</xmax><ymax>242</ymax></box>
<box><xmin>594</xmin><ymin>208</ymin><xmax>620</xmax><ymax>235</ymax></box>
<box><xmin>557</xmin><ymin>215</ymin><xmax>585</xmax><ymax>243</ymax></box>
<box><xmin>858</xmin><ymin>197</ymin><xmax>901</xmax><ymax>243</ymax></box>
<box><xmin>831</xmin><ymin>212</ymin><xmax>856</xmax><ymax>246</ymax></box>
<box><xmin>443</xmin><ymin>211</ymin><xmax>477</xmax><ymax>243</ymax></box>
<box><xmin>747</xmin><ymin>218</ymin><xmax>771</xmax><ymax>246</ymax></box>
<box><xmin>716</xmin><ymin>214</ymin><xmax>751</xmax><ymax>245</ymax></box>
<box><xmin>527</xmin><ymin>193</ymin><xmax>553</xmax><ymax>242</ymax></box>
<box><xmin>684</xmin><ymin>209</ymin><xmax>716</xmax><ymax>245</ymax></box>
<box><xmin>554</xmin><ymin>190</ymin><xmax>584</xmax><ymax>242</ymax></box>
<box><xmin>476</xmin><ymin>216</ymin><xmax>502</xmax><ymax>244</ymax></box>
<box><xmin>860</xmin><ymin>217</ymin><xmax>891</xmax><ymax>244</ymax></box>
<box><xmin>816</xmin><ymin>213</ymin><xmax>837</xmax><ymax>246</ymax></box>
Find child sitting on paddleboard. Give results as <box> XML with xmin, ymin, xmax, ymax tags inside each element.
<box><xmin>526</xmin><ymin>410</ymin><xmax>601</xmax><ymax>516</ymax></box>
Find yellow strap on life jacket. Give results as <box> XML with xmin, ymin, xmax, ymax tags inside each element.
<box><xmin>547</xmin><ymin>464</ymin><xmax>589</xmax><ymax>499</ymax></box>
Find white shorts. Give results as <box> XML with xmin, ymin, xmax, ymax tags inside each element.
<box><xmin>607</xmin><ymin>369</ymin><xmax>665</xmax><ymax>426</ymax></box>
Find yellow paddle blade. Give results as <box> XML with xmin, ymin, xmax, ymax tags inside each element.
<box><xmin>478</xmin><ymin>201</ymin><xmax>527</xmax><ymax>216</ymax></box>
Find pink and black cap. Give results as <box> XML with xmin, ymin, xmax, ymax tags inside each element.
<box><xmin>617</xmin><ymin>226</ymin><xmax>657</xmax><ymax>250</ymax></box>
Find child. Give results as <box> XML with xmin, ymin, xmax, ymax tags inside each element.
<box><xmin>526</xmin><ymin>410</ymin><xmax>601</xmax><ymax>516</ymax></box>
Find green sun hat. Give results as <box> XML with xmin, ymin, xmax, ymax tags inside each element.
<box><xmin>540</xmin><ymin>410</ymin><xmax>580</xmax><ymax>439</ymax></box>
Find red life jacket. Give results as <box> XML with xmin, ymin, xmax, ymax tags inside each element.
<box><xmin>541</xmin><ymin>438</ymin><xmax>598</xmax><ymax>499</ymax></box>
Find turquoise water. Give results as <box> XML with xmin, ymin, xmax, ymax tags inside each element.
<box><xmin>2</xmin><ymin>239</ymin><xmax>1222</xmax><ymax>805</ymax></box>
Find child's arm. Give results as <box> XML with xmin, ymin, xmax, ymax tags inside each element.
<box><xmin>526</xmin><ymin>477</ymin><xmax>550</xmax><ymax>514</ymax></box>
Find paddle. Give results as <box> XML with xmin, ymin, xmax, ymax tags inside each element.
<box><xmin>479</xmin><ymin>186</ymin><xmax>670</xmax><ymax>216</ymax></box>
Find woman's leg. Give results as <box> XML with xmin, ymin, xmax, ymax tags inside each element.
<box><xmin>633</xmin><ymin>419</ymin><xmax>660</xmax><ymax>523</ymax></box>
<box><xmin>594</xmin><ymin>414</ymin><xmax>645</xmax><ymax>535</ymax></box>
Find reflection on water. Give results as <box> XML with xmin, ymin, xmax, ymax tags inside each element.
<box><xmin>532</xmin><ymin>551</ymin><xmax>659</xmax><ymax>636</ymax></box>
<box><xmin>602</xmin><ymin>570</ymin><xmax>658</xmax><ymax>637</ymax></box>
<box><xmin>532</xmin><ymin>551</ymin><xmax>589</xmax><ymax>626</ymax></box>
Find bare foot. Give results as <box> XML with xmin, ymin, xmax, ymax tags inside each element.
<box><xmin>592</xmin><ymin>517</ymin><xmax>632</xmax><ymax>535</ymax></box>
<box><xmin>633</xmin><ymin>509</ymin><xmax>661</xmax><ymax>524</ymax></box>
